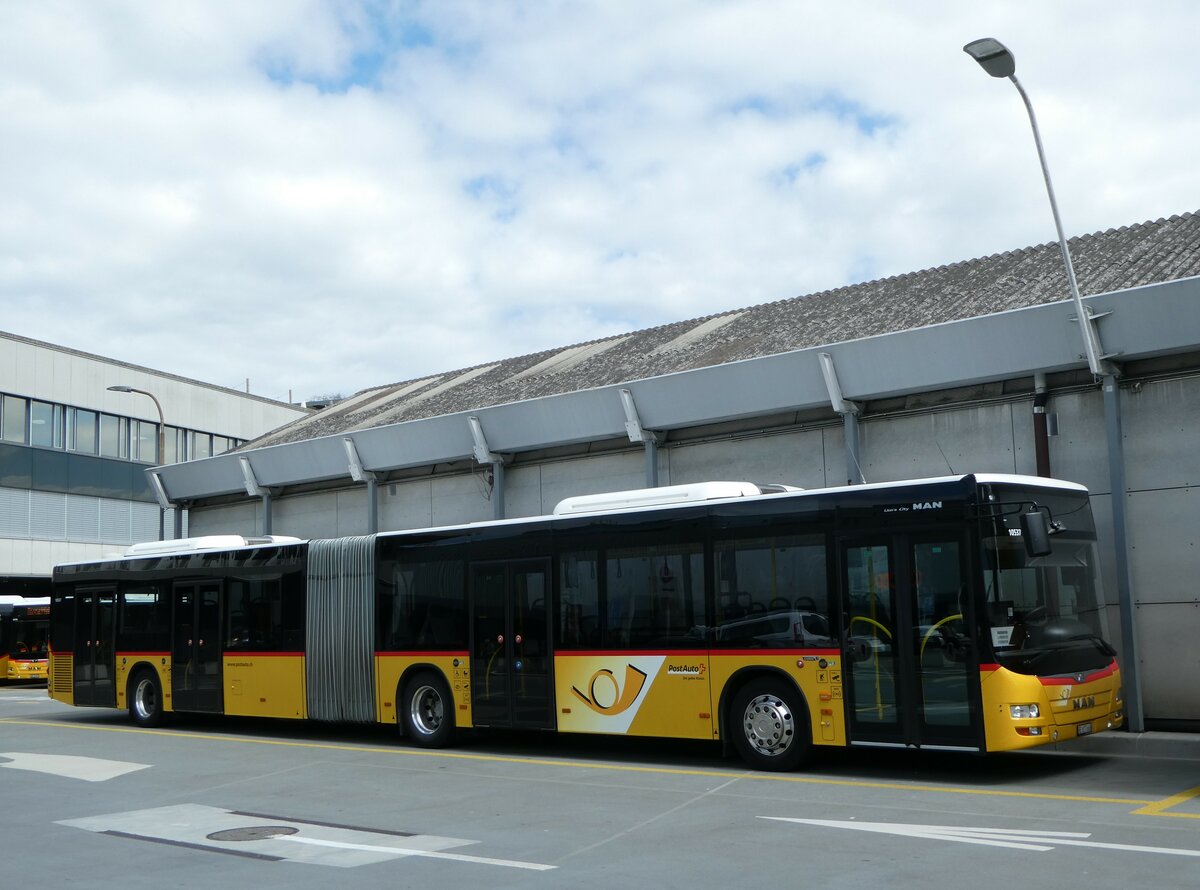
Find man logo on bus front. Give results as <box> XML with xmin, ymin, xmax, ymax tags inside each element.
<box><xmin>572</xmin><ymin>664</ymin><xmax>649</xmax><ymax>715</ymax></box>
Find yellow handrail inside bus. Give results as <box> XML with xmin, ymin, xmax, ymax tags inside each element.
<box><xmin>848</xmin><ymin>615</ymin><xmax>893</xmax><ymax>639</ymax></box>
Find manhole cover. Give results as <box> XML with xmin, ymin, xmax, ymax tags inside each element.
<box><xmin>207</xmin><ymin>825</ymin><xmax>300</xmax><ymax>842</ymax></box>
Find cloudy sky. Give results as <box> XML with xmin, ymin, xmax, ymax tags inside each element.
<box><xmin>3</xmin><ymin>2</ymin><xmax>1197</xmax><ymax>404</ymax></box>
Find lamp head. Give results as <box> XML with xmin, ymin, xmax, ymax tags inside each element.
<box><xmin>964</xmin><ymin>38</ymin><xmax>1015</xmax><ymax>78</ymax></box>
<box><xmin>107</xmin><ymin>385</ymin><xmax>134</xmax><ymax>393</ymax></box>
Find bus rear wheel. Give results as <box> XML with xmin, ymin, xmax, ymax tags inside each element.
<box><xmin>402</xmin><ymin>672</ymin><xmax>455</xmax><ymax>748</ymax></box>
<box><xmin>129</xmin><ymin>669</ymin><xmax>165</xmax><ymax>728</ymax></box>
<box><xmin>730</xmin><ymin>678</ymin><xmax>810</xmax><ymax>771</ymax></box>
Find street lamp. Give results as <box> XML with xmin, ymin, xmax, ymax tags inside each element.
<box><xmin>108</xmin><ymin>384</ymin><xmax>168</xmax><ymax>540</ymax></box>
<box><xmin>964</xmin><ymin>38</ymin><xmax>1143</xmax><ymax>732</ymax></box>
<box><xmin>963</xmin><ymin>38</ymin><xmax>1113</xmax><ymax>378</ymax></box>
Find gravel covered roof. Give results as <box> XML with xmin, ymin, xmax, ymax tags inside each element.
<box><xmin>252</xmin><ymin>211</ymin><xmax>1200</xmax><ymax>449</ymax></box>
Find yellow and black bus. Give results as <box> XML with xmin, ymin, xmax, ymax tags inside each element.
<box><xmin>48</xmin><ymin>474</ymin><xmax>1124</xmax><ymax>770</ymax></box>
<box><xmin>1</xmin><ymin>596</ymin><xmax>50</xmax><ymax>682</ymax></box>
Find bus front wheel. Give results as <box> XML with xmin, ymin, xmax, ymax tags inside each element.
<box><xmin>730</xmin><ymin>678</ymin><xmax>810</xmax><ymax>771</ymax></box>
<box><xmin>129</xmin><ymin>669</ymin><xmax>165</xmax><ymax>728</ymax></box>
<box><xmin>402</xmin><ymin>672</ymin><xmax>455</xmax><ymax>748</ymax></box>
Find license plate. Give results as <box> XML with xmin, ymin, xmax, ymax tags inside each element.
<box><xmin>1077</xmin><ymin>722</ymin><xmax>1093</xmax><ymax>736</ymax></box>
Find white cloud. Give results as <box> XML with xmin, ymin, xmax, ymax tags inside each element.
<box><xmin>1</xmin><ymin>0</ymin><xmax>1197</xmax><ymax>404</ymax></box>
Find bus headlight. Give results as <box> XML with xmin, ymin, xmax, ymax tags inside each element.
<box><xmin>1010</xmin><ymin>704</ymin><xmax>1040</xmax><ymax>719</ymax></box>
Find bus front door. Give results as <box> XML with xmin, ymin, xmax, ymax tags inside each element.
<box><xmin>839</xmin><ymin>534</ymin><xmax>981</xmax><ymax>751</ymax></box>
<box><xmin>73</xmin><ymin>588</ymin><xmax>117</xmax><ymax>708</ymax></box>
<box><xmin>470</xmin><ymin>560</ymin><xmax>553</xmax><ymax>729</ymax></box>
<box><xmin>172</xmin><ymin>581</ymin><xmax>223</xmax><ymax>713</ymax></box>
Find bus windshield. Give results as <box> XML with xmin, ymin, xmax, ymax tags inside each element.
<box><xmin>978</xmin><ymin>487</ymin><xmax>1115</xmax><ymax>677</ymax></box>
<box><xmin>4</xmin><ymin>606</ymin><xmax>50</xmax><ymax>660</ymax></box>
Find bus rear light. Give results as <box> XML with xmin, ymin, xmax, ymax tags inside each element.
<box><xmin>1010</xmin><ymin>704</ymin><xmax>1040</xmax><ymax>719</ymax></box>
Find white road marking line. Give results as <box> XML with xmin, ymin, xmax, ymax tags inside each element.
<box><xmin>0</xmin><ymin>752</ymin><xmax>150</xmax><ymax>782</ymax></box>
<box><xmin>58</xmin><ymin>804</ymin><xmax>557</xmax><ymax>870</ymax></box>
<box><xmin>762</xmin><ymin>818</ymin><xmax>1200</xmax><ymax>857</ymax></box>
<box><xmin>277</xmin><ymin>834</ymin><xmax>556</xmax><ymax>870</ymax></box>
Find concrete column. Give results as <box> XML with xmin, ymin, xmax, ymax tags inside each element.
<box><xmin>1104</xmin><ymin>374</ymin><xmax>1143</xmax><ymax>731</ymax></box>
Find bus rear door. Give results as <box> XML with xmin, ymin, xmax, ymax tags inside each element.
<box><xmin>838</xmin><ymin>533</ymin><xmax>982</xmax><ymax>751</ymax></box>
<box><xmin>470</xmin><ymin>559</ymin><xmax>553</xmax><ymax>729</ymax></box>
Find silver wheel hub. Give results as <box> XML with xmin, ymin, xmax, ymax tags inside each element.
<box><xmin>410</xmin><ymin>685</ymin><xmax>444</xmax><ymax>736</ymax></box>
<box><xmin>743</xmin><ymin>693</ymin><xmax>795</xmax><ymax>756</ymax></box>
<box><xmin>135</xmin><ymin>679</ymin><xmax>157</xmax><ymax>719</ymax></box>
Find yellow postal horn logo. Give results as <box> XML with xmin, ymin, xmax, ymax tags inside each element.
<box><xmin>572</xmin><ymin>664</ymin><xmax>649</xmax><ymax>715</ymax></box>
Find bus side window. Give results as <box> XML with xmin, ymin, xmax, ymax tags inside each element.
<box><xmin>559</xmin><ymin>552</ymin><xmax>599</xmax><ymax>649</ymax></box>
<box><xmin>714</xmin><ymin>534</ymin><xmax>831</xmax><ymax>647</ymax></box>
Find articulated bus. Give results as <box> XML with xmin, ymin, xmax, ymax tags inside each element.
<box><xmin>1</xmin><ymin>596</ymin><xmax>51</xmax><ymax>682</ymax></box>
<box><xmin>47</xmin><ymin>474</ymin><xmax>1124</xmax><ymax>770</ymax></box>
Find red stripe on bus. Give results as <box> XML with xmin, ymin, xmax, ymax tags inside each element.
<box><xmin>116</xmin><ymin>651</ymin><xmax>171</xmax><ymax>658</ymax></box>
<box><xmin>715</xmin><ymin>648</ymin><xmax>841</xmax><ymax>658</ymax></box>
<box><xmin>552</xmin><ymin>649</ymin><xmax>841</xmax><ymax>658</ymax></box>
<box><xmin>376</xmin><ymin>651</ymin><xmax>469</xmax><ymax>658</ymax></box>
<box><xmin>1038</xmin><ymin>660</ymin><xmax>1118</xmax><ymax>685</ymax></box>
<box><xmin>222</xmin><ymin>651</ymin><xmax>304</xmax><ymax>658</ymax></box>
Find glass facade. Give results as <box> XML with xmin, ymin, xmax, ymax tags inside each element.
<box><xmin>0</xmin><ymin>389</ymin><xmax>242</xmax><ymax>467</ymax></box>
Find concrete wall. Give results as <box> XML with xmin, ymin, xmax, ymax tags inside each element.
<box><xmin>187</xmin><ymin>372</ymin><xmax>1200</xmax><ymax>724</ymax></box>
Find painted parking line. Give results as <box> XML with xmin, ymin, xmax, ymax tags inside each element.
<box><xmin>58</xmin><ymin>804</ymin><xmax>555</xmax><ymax>870</ymax></box>
<box><xmin>0</xmin><ymin>752</ymin><xmax>150</xmax><ymax>782</ymax></box>
<box><xmin>7</xmin><ymin>718</ymin><xmax>1184</xmax><ymax>814</ymax></box>
<box><xmin>1131</xmin><ymin>786</ymin><xmax>1200</xmax><ymax>820</ymax></box>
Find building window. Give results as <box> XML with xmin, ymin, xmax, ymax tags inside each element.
<box><xmin>1</xmin><ymin>395</ymin><xmax>28</xmax><ymax>444</ymax></box>
<box><xmin>99</xmin><ymin>413</ymin><xmax>128</xmax><ymax>458</ymax></box>
<box><xmin>164</xmin><ymin>426</ymin><xmax>187</xmax><ymax>464</ymax></box>
<box><xmin>30</xmin><ymin>400</ymin><xmax>64</xmax><ymax>448</ymax></box>
<box><xmin>71</xmin><ymin>409</ymin><xmax>98</xmax><ymax>454</ymax></box>
<box><xmin>133</xmin><ymin>420</ymin><xmax>159</xmax><ymax>463</ymax></box>
<box><xmin>191</xmin><ymin>431</ymin><xmax>212</xmax><ymax>460</ymax></box>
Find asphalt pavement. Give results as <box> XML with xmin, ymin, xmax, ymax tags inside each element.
<box><xmin>1063</xmin><ymin>728</ymin><xmax>1200</xmax><ymax>760</ymax></box>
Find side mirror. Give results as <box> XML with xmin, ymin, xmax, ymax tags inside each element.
<box><xmin>1020</xmin><ymin>510</ymin><xmax>1052</xmax><ymax>558</ymax></box>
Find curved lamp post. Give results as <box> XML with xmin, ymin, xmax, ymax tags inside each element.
<box><xmin>964</xmin><ymin>38</ymin><xmax>1143</xmax><ymax>732</ymax></box>
<box><xmin>107</xmin><ymin>384</ymin><xmax>168</xmax><ymax>540</ymax></box>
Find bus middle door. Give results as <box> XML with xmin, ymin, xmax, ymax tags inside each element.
<box><xmin>470</xmin><ymin>559</ymin><xmax>553</xmax><ymax>730</ymax></box>
<box><xmin>172</xmin><ymin>581</ymin><xmax>223</xmax><ymax>714</ymax></box>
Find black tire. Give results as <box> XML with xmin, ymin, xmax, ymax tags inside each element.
<box><xmin>129</xmin><ymin>669</ymin><xmax>165</xmax><ymax>728</ymax></box>
<box><xmin>729</xmin><ymin>677</ymin><xmax>811</xmax><ymax>771</ymax></box>
<box><xmin>401</xmin><ymin>671</ymin><xmax>455</xmax><ymax>748</ymax></box>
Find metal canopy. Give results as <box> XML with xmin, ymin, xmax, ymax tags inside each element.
<box><xmin>152</xmin><ymin>276</ymin><xmax>1200</xmax><ymax>503</ymax></box>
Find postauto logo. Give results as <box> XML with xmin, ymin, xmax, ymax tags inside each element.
<box><xmin>571</xmin><ymin>664</ymin><xmax>649</xmax><ymax>716</ymax></box>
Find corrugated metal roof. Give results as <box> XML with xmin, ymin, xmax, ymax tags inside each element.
<box><xmin>251</xmin><ymin>211</ymin><xmax>1200</xmax><ymax>449</ymax></box>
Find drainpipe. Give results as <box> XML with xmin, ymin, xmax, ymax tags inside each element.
<box><xmin>1033</xmin><ymin>373</ymin><xmax>1050</xmax><ymax>477</ymax></box>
